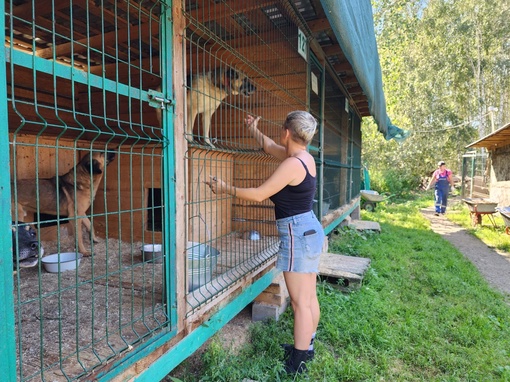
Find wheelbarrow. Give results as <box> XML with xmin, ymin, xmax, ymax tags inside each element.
<box><xmin>496</xmin><ymin>207</ymin><xmax>510</xmax><ymax>235</ymax></box>
<box><xmin>360</xmin><ymin>190</ymin><xmax>386</xmax><ymax>212</ymax></box>
<box><xmin>462</xmin><ymin>198</ymin><xmax>498</xmax><ymax>227</ymax></box>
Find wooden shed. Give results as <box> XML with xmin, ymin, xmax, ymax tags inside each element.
<box><xmin>466</xmin><ymin>122</ymin><xmax>510</xmax><ymax>206</ymax></box>
<box><xmin>1</xmin><ymin>0</ymin><xmax>401</xmax><ymax>380</ymax></box>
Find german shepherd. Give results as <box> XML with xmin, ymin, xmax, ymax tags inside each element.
<box><xmin>186</xmin><ymin>67</ymin><xmax>256</xmax><ymax>147</ymax></box>
<box><xmin>12</xmin><ymin>151</ymin><xmax>116</xmax><ymax>257</ymax></box>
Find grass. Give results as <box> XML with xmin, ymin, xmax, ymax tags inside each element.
<box><xmin>446</xmin><ymin>198</ymin><xmax>510</xmax><ymax>253</ymax></box>
<box><xmin>168</xmin><ymin>194</ymin><xmax>510</xmax><ymax>381</ymax></box>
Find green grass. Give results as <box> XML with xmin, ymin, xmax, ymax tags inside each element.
<box><xmin>446</xmin><ymin>200</ymin><xmax>510</xmax><ymax>253</ymax></box>
<box><xmin>169</xmin><ymin>195</ymin><xmax>510</xmax><ymax>382</ymax></box>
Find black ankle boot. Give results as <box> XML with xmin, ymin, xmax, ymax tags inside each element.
<box><xmin>281</xmin><ymin>343</ymin><xmax>315</xmax><ymax>361</ymax></box>
<box><xmin>284</xmin><ymin>347</ymin><xmax>309</xmax><ymax>374</ymax></box>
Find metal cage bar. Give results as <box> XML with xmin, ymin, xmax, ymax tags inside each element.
<box><xmin>182</xmin><ymin>0</ymin><xmax>363</xmax><ymax>314</ymax></box>
<box><xmin>5</xmin><ymin>1</ymin><xmax>175</xmax><ymax>380</ymax></box>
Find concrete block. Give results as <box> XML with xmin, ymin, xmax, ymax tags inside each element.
<box><xmin>252</xmin><ymin>300</ymin><xmax>289</xmax><ymax>322</ymax></box>
<box><xmin>254</xmin><ymin>292</ymin><xmax>286</xmax><ymax>306</ymax></box>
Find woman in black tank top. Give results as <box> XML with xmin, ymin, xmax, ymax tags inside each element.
<box><xmin>206</xmin><ymin>111</ymin><xmax>325</xmax><ymax>374</ymax></box>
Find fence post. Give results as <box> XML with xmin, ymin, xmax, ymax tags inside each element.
<box><xmin>0</xmin><ymin>1</ymin><xmax>18</xmax><ymax>378</ymax></box>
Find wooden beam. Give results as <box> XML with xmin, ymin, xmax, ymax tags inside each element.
<box><xmin>37</xmin><ymin>21</ymin><xmax>153</xmax><ymax>59</ymax></box>
<box><xmin>306</xmin><ymin>17</ymin><xmax>331</xmax><ymax>33</ymax></box>
<box><xmin>322</xmin><ymin>44</ymin><xmax>343</xmax><ymax>57</ymax></box>
<box><xmin>347</xmin><ymin>86</ymin><xmax>364</xmax><ymax>95</ymax></box>
<box><xmin>333</xmin><ymin>61</ymin><xmax>352</xmax><ymax>72</ymax></box>
<box><xmin>352</xmin><ymin>94</ymin><xmax>368</xmax><ymax>102</ymax></box>
<box><xmin>188</xmin><ymin>0</ymin><xmax>275</xmax><ymax>24</ymax></box>
<box><xmin>11</xmin><ymin>0</ymin><xmax>66</xmax><ymax>19</ymax></box>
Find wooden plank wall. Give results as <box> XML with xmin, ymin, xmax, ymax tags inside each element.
<box><xmin>9</xmin><ymin>136</ymin><xmax>162</xmax><ymax>244</ymax></box>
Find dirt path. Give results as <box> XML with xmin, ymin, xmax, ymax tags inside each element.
<box><xmin>421</xmin><ymin>206</ymin><xmax>510</xmax><ymax>296</ymax></box>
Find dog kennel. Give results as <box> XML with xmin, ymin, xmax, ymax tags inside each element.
<box><xmin>1</xmin><ymin>0</ymin><xmax>402</xmax><ymax>380</ymax></box>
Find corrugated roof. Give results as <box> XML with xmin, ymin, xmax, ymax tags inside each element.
<box><xmin>466</xmin><ymin>123</ymin><xmax>510</xmax><ymax>150</ymax></box>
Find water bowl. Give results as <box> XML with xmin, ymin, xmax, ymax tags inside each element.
<box><xmin>187</xmin><ymin>241</ymin><xmax>220</xmax><ymax>292</ymax></box>
<box><xmin>141</xmin><ymin>244</ymin><xmax>163</xmax><ymax>263</ymax></box>
<box><xmin>41</xmin><ymin>252</ymin><xmax>83</xmax><ymax>273</ymax></box>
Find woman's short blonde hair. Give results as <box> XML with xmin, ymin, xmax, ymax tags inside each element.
<box><xmin>284</xmin><ymin>110</ymin><xmax>317</xmax><ymax>144</ymax></box>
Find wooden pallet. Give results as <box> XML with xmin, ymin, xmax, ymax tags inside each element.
<box><xmin>318</xmin><ymin>253</ymin><xmax>371</xmax><ymax>292</ymax></box>
<box><xmin>349</xmin><ymin>219</ymin><xmax>381</xmax><ymax>233</ymax></box>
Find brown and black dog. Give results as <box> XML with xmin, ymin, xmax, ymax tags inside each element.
<box><xmin>186</xmin><ymin>67</ymin><xmax>256</xmax><ymax>147</ymax></box>
<box><xmin>12</xmin><ymin>221</ymin><xmax>43</xmax><ymax>273</ymax></box>
<box><xmin>12</xmin><ymin>151</ymin><xmax>115</xmax><ymax>256</ymax></box>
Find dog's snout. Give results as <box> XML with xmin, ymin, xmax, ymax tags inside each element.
<box><xmin>241</xmin><ymin>78</ymin><xmax>256</xmax><ymax>96</ymax></box>
<box><xmin>30</xmin><ymin>241</ymin><xmax>39</xmax><ymax>251</ymax></box>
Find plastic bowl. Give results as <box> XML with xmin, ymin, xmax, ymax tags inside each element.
<box><xmin>41</xmin><ymin>252</ymin><xmax>83</xmax><ymax>273</ymax></box>
<box><xmin>141</xmin><ymin>244</ymin><xmax>163</xmax><ymax>263</ymax></box>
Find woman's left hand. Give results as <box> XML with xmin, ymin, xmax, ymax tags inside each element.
<box><xmin>205</xmin><ymin>176</ymin><xmax>226</xmax><ymax>194</ymax></box>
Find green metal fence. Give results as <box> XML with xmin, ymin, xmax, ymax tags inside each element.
<box><xmin>182</xmin><ymin>0</ymin><xmax>362</xmax><ymax>314</ymax></box>
<box><xmin>461</xmin><ymin>150</ymin><xmax>490</xmax><ymax>199</ymax></box>
<box><xmin>3</xmin><ymin>1</ymin><xmax>176</xmax><ymax>380</ymax></box>
<box><xmin>2</xmin><ymin>0</ymin><xmax>366</xmax><ymax>379</ymax></box>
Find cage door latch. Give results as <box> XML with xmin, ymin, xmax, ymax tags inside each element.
<box><xmin>148</xmin><ymin>89</ymin><xmax>173</xmax><ymax>110</ymax></box>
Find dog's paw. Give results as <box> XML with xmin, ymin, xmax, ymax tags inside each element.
<box><xmin>82</xmin><ymin>251</ymin><xmax>93</xmax><ymax>257</ymax></box>
<box><xmin>204</xmin><ymin>138</ymin><xmax>216</xmax><ymax>148</ymax></box>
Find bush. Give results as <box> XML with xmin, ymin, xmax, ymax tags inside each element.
<box><xmin>369</xmin><ymin>167</ymin><xmax>421</xmax><ymax>195</ymax></box>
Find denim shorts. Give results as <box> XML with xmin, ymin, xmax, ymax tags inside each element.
<box><xmin>276</xmin><ymin>211</ymin><xmax>325</xmax><ymax>273</ymax></box>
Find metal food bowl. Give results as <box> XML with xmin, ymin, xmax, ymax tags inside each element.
<box><xmin>41</xmin><ymin>252</ymin><xmax>83</xmax><ymax>273</ymax></box>
<box><xmin>242</xmin><ymin>230</ymin><xmax>261</xmax><ymax>240</ymax></box>
<box><xmin>141</xmin><ymin>244</ymin><xmax>163</xmax><ymax>263</ymax></box>
<box><xmin>186</xmin><ymin>241</ymin><xmax>219</xmax><ymax>291</ymax></box>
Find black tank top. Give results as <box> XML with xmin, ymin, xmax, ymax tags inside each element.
<box><xmin>269</xmin><ymin>157</ymin><xmax>316</xmax><ymax>220</ymax></box>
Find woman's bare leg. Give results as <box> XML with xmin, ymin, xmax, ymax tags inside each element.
<box><xmin>284</xmin><ymin>271</ymin><xmax>319</xmax><ymax>350</ymax></box>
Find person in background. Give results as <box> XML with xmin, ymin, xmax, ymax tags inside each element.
<box><xmin>205</xmin><ymin>111</ymin><xmax>325</xmax><ymax>374</ymax></box>
<box><xmin>426</xmin><ymin>160</ymin><xmax>455</xmax><ymax>216</ymax></box>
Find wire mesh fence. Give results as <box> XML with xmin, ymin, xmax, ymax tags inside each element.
<box><xmin>3</xmin><ymin>0</ymin><xmax>366</xmax><ymax>379</ymax></box>
<box><xmin>6</xmin><ymin>1</ymin><xmax>173</xmax><ymax>380</ymax></box>
<box><xmin>182</xmin><ymin>0</ymin><xmax>362</xmax><ymax>313</ymax></box>
<box><xmin>461</xmin><ymin>150</ymin><xmax>490</xmax><ymax>199</ymax></box>
<box><xmin>183</xmin><ymin>0</ymin><xmax>310</xmax><ymax>313</ymax></box>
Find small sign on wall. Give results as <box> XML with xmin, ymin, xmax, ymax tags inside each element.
<box><xmin>311</xmin><ymin>72</ymin><xmax>319</xmax><ymax>95</ymax></box>
<box><xmin>298</xmin><ymin>28</ymin><xmax>308</xmax><ymax>61</ymax></box>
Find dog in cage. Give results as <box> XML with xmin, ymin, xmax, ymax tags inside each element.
<box><xmin>186</xmin><ymin>66</ymin><xmax>256</xmax><ymax>147</ymax></box>
<box><xmin>12</xmin><ymin>151</ymin><xmax>116</xmax><ymax>257</ymax></box>
<box><xmin>12</xmin><ymin>221</ymin><xmax>44</xmax><ymax>274</ymax></box>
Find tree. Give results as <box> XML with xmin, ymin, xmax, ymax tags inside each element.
<box><xmin>364</xmin><ymin>0</ymin><xmax>509</xmax><ymax>191</ymax></box>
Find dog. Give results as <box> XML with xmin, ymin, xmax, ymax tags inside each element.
<box><xmin>12</xmin><ymin>151</ymin><xmax>116</xmax><ymax>257</ymax></box>
<box><xmin>186</xmin><ymin>67</ymin><xmax>256</xmax><ymax>147</ymax></box>
<box><xmin>12</xmin><ymin>221</ymin><xmax>43</xmax><ymax>272</ymax></box>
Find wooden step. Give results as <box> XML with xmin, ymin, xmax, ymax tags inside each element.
<box><xmin>349</xmin><ymin>219</ymin><xmax>381</xmax><ymax>233</ymax></box>
<box><xmin>318</xmin><ymin>253</ymin><xmax>371</xmax><ymax>292</ymax></box>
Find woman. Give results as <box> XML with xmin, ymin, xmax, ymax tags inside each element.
<box><xmin>426</xmin><ymin>160</ymin><xmax>455</xmax><ymax>215</ymax></box>
<box><xmin>205</xmin><ymin>111</ymin><xmax>325</xmax><ymax>374</ymax></box>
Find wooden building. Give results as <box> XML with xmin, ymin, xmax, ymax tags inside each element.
<box><xmin>0</xmin><ymin>0</ymin><xmax>402</xmax><ymax>380</ymax></box>
<box><xmin>466</xmin><ymin>123</ymin><xmax>510</xmax><ymax>206</ymax></box>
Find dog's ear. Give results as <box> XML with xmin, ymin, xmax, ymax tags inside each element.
<box><xmin>225</xmin><ymin>67</ymin><xmax>240</xmax><ymax>80</ymax></box>
<box><xmin>213</xmin><ymin>67</ymin><xmax>240</xmax><ymax>90</ymax></box>
<box><xmin>90</xmin><ymin>159</ymin><xmax>103</xmax><ymax>174</ymax></box>
<box><xmin>106</xmin><ymin>151</ymin><xmax>116</xmax><ymax>164</ymax></box>
<box><xmin>82</xmin><ymin>155</ymin><xmax>103</xmax><ymax>175</ymax></box>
